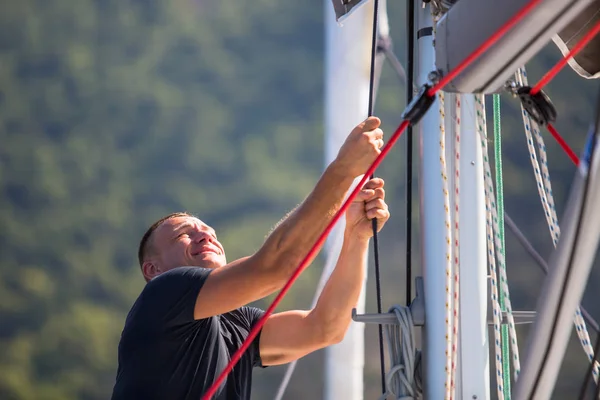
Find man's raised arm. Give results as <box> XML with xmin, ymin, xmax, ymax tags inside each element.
<box><xmin>258</xmin><ymin>177</ymin><xmax>389</xmax><ymax>365</ymax></box>
<box><xmin>194</xmin><ymin>117</ymin><xmax>385</xmax><ymax>319</ymax></box>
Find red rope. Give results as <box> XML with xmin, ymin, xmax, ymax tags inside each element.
<box><xmin>547</xmin><ymin>123</ymin><xmax>580</xmax><ymax>165</ymax></box>
<box><xmin>531</xmin><ymin>19</ymin><xmax>600</xmax><ymax>95</ymax></box>
<box><xmin>527</xmin><ymin>17</ymin><xmax>600</xmax><ymax>166</ymax></box>
<box><xmin>202</xmin><ymin>0</ymin><xmax>543</xmax><ymax>397</ymax></box>
<box><xmin>199</xmin><ymin>120</ymin><xmax>410</xmax><ymax>400</ymax></box>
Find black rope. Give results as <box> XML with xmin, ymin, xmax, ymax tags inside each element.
<box><xmin>504</xmin><ymin>213</ymin><xmax>599</xmax><ymax>334</ymax></box>
<box><xmin>366</xmin><ymin>0</ymin><xmax>386</xmax><ymax>395</ymax></box>
<box><xmin>405</xmin><ymin>0</ymin><xmax>415</xmax><ymax>307</ymax></box>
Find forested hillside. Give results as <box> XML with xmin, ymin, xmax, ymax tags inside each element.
<box><xmin>0</xmin><ymin>0</ymin><xmax>598</xmax><ymax>399</ymax></box>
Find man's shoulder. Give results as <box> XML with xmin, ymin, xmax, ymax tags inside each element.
<box><xmin>150</xmin><ymin>266</ymin><xmax>211</xmax><ymax>282</ymax></box>
<box><xmin>144</xmin><ymin>266</ymin><xmax>212</xmax><ymax>292</ymax></box>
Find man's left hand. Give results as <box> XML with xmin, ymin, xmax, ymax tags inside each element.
<box><xmin>345</xmin><ymin>178</ymin><xmax>390</xmax><ymax>240</ymax></box>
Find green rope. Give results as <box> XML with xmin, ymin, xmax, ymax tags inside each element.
<box><xmin>493</xmin><ymin>93</ymin><xmax>511</xmax><ymax>398</ymax></box>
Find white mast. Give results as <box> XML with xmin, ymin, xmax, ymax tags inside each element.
<box><xmin>416</xmin><ymin>4</ymin><xmax>490</xmax><ymax>398</ymax></box>
<box><xmin>455</xmin><ymin>94</ymin><xmax>491</xmax><ymax>400</ymax></box>
<box><xmin>323</xmin><ymin>2</ymin><xmax>372</xmax><ymax>399</ymax></box>
<box><xmin>415</xmin><ymin>5</ymin><xmax>448</xmax><ymax>397</ymax></box>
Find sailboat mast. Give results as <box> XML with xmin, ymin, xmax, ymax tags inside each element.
<box><xmin>416</xmin><ymin>3</ymin><xmax>491</xmax><ymax>398</ymax></box>
<box><xmin>456</xmin><ymin>93</ymin><xmax>491</xmax><ymax>400</ymax></box>
<box><xmin>415</xmin><ymin>4</ymin><xmax>448</xmax><ymax>397</ymax></box>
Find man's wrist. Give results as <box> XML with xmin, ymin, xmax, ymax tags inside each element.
<box><xmin>328</xmin><ymin>157</ymin><xmax>360</xmax><ymax>182</ymax></box>
<box><xmin>343</xmin><ymin>228</ymin><xmax>371</xmax><ymax>245</ymax></box>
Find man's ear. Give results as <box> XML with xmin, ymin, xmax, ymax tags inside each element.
<box><xmin>142</xmin><ymin>260</ymin><xmax>161</xmax><ymax>282</ymax></box>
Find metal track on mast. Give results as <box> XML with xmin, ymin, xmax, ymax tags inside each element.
<box><xmin>434</xmin><ymin>0</ymin><xmax>595</xmax><ymax>93</ymax></box>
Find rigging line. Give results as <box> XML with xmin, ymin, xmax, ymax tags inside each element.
<box><xmin>591</xmin><ymin>335</ymin><xmax>600</xmax><ymax>399</ymax></box>
<box><xmin>378</xmin><ymin>39</ymin><xmax>417</xmax><ymax>91</ymax></box>
<box><xmin>530</xmin><ymin>89</ymin><xmax>600</xmax><ymax>400</ymax></box>
<box><xmin>526</xmin><ymin>18</ymin><xmax>600</xmax><ymax>166</ymax></box>
<box><xmin>201</xmin><ymin>0</ymin><xmax>544</xmax><ymax>395</ymax></box>
<box><xmin>405</xmin><ymin>0</ymin><xmax>415</xmax><ymax>307</ymax></box>
<box><xmin>478</xmin><ymin>94</ymin><xmax>507</xmax><ymax>400</ymax></box>
<box><xmin>547</xmin><ymin>123</ymin><xmax>580</xmax><ymax>165</ymax></box>
<box><xmin>200</xmin><ymin>118</ymin><xmax>407</xmax><ymax>400</ymax></box>
<box><xmin>530</xmin><ymin>20</ymin><xmax>600</xmax><ymax>96</ymax></box>
<box><xmin>273</xmin><ymin>3</ymin><xmax>393</xmax><ymax>398</ymax></box>
<box><xmin>365</xmin><ymin>0</ymin><xmax>387</xmax><ymax>394</ymax></box>
<box><xmin>494</xmin><ymin>94</ymin><xmax>515</xmax><ymax>395</ymax></box>
<box><xmin>579</xmin><ymin>332</ymin><xmax>600</xmax><ymax>400</ymax></box>
<box><xmin>504</xmin><ymin>213</ymin><xmax>599</xmax><ymax>335</ymax></box>
<box><xmin>516</xmin><ymin>66</ymin><xmax>595</xmax><ymax>374</ymax></box>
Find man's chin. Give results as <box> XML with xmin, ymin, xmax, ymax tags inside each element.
<box><xmin>191</xmin><ymin>254</ymin><xmax>225</xmax><ymax>269</ymax></box>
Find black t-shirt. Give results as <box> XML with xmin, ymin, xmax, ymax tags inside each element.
<box><xmin>111</xmin><ymin>266</ymin><xmax>266</xmax><ymax>400</ymax></box>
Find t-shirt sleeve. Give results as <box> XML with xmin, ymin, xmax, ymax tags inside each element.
<box><xmin>239</xmin><ymin>306</ymin><xmax>268</xmax><ymax>369</ymax></box>
<box><xmin>142</xmin><ymin>266</ymin><xmax>212</xmax><ymax>329</ymax></box>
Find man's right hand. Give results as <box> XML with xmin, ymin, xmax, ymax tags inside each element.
<box><xmin>334</xmin><ymin>116</ymin><xmax>384</xmax><ymax>178</ymax></box>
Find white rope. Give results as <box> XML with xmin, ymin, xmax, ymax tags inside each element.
<box><xmin>450</xmin><ymin>93</ymin><xmax>461</xmax><ymax>400</ymax></box>
<box><xmin>490</xmin><ymin>97</ymin><xmax>522</xmax><ymax>381</ymax></box>
<box><xmin>482</xmin><ymin>94</ymin><xmax>522</xmax><ymax>382</ymax></box>
<box><xmin>515</xmin><ymin>67</ymin><xmax>599</xmax><ymax>382</ymax></box>
<box><xmin>438</xmin><ymin>92</ymin><xmax>457</xmax><ymax>400</ymax></box>
<box><xmin>378</xmin><ymin>305</ymin><xmax>420</xmax><ymax>400</ymax></box>
<box><xmin>476</xmin><ymin>94</ymin><xmax>506</xmax><ymax>400</ymax></box>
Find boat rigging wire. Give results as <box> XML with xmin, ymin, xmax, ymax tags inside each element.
<box><xmin>406</xmin><ymin>0</ymin><xmax>415</xmax><ymax>308</ymax></box>
<box><xmin>365</xmin><ymin>0</ymin><xmax>388</xmax><ymax>393</ymax></box>
<box><xmin>504</xmin><ymin>213</ymin><xmax>599</xmax><ymax>334</ymax></box>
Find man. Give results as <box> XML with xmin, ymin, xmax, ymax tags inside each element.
<box><xmin>111</xmin><ymin>117</ymin><xmax>390</xmax><ymax>399</ymax></box>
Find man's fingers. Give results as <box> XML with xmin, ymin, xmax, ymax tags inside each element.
<box><xmin>366</xmin><ymin>207</ymin><xmax>390</xmax><ymax>221</ymax></box>
<box><xmin>365</xmin><ymin>198</ymin><xmax>387</xmax><ymax>212</ymax></box>
<box><xmin>355</xmin><ymin>187</ymin><xmax>384</xmax><ymax>203</ymax></box>
<box><xmin>361</xmin><ymin>116</ymin><xmax>381</xmax><ymax>131</ymax></box>
<box><xmin>355</xmin><ymin>188</ymin><xmax>375</xmax><ymax>202</ymax></box>
<box><xmin>364</xmin><ymin>178</ymin><xmax>385</xmax><ymax>190</ymax></box>
<box><xmin>370</xmin><ymin>127</ymin><xmax>384</xmax><ymax>139</ymax></box>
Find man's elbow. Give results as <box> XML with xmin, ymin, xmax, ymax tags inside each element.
<box><xmin>317</xmin><ymin>318</ymin><xmax>351</xmax><ymax>347</ymax></box>
<box><xmin>328</xmin><ymin>330</ymin><xmax>346</xmax><ymax>345</ymax></box>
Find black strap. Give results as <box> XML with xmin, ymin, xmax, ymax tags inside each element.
<box><xmin>365</xmin><ymin>0</ymin><xmax>387</xmax><ymax>395</ymax></box>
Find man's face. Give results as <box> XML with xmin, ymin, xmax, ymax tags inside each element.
<box><xmin>145</xmin><ymin>216</ymin><xmax>227</xmax><ymax>277</ymax></box>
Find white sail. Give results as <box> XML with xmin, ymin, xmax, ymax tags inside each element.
<box><xmin>323</xmin><ymin>2</ymin><xmax>372</xmax><ymax>399</ymax></box>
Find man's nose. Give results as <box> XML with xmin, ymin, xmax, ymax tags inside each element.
<box><xmin>192</xmin><ymin>231</ymin><xmax>210</xmax><ymax>243</ymax></box>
